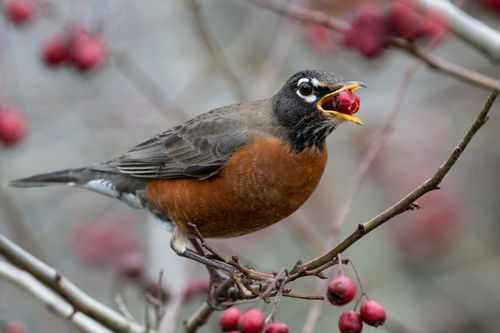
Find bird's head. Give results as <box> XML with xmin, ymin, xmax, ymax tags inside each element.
<box><xmin>272</xmin><ymin>70</ymin><xmax>366</xmax><ymax>152</ymax></box>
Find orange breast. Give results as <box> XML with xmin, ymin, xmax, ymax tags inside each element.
<box><xmin>145</xmin><ymin>136</ymin><xmax>328</xmax><ymax>238</ymax></box>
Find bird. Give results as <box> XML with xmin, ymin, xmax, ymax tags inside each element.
<box><xmin>7</xmin><ymin>70</ymin><xmax>365</xmax><ymax>255</ymax></box>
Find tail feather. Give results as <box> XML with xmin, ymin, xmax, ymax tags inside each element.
<box><xmin>7</xmin><ymin>168</ymin><xmax>87</xmax><ymax>188</ymax></box>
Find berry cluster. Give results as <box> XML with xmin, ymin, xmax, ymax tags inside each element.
<box><xmin>3</xmin><ymin>0</ymin><xmax>108</xmax><ymax>72</ymax></box>
<box><xmin>343</xmin><ymin>0</ymin><xmax>448</xmax><ymax>59</ymax></box>
<box><xmin>327</xmin><ymin>260</ymin><xmax>386</xmax><ymax>333</ymax></box>
<box><xmin>42</xmin><ymin>28</ymin><xmax>108</xmax><ymax>72</ymax></box>
<box><xmin>220</xmin><ymin>308</ymin><xmax>289</xmax><ymax>333</ymax></box>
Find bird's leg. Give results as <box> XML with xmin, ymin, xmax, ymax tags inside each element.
<box><xmin>186</xmin><ymin>223</ymin><xmax>274</xmax><ymax>283</ymax></box>
<box><xmin>187</xmin><ymin>222</ymin><xmax>232</xmax><ymax>265</ymax></box>
<box><xmin>170</xmin><ymin>227</ymin><xmax>236</xmax><ymax>276</ymax></box>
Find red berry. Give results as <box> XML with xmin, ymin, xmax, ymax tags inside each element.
<box><xmin>338</xmin><ymin>310</ymin><xmax>362</xmax><ymax>333</ymax></box>
<box><xmin>265</xmin><ymin>322</ymin><xmax>289</xmax><ymax>333</ymax></box>
<box><xmin>69</xmin><ymin>31</ymin><xmax>107</xmax><ymax>72</ymax></box>
<box><xmin>119</xmin><ymin>252</ymin><xmax>146</xmax><ymax>278</ymax></box>
<box><xmin>343</xmin><ymin>5</ymin><xmax>387</xmax><ymax>59</ymax></box>
<box><xmin>476</xmin><ymin>0</ymin><xmax>500</xmax><ymax>14</ymax></box>
<box><xmin>327</xmin><ymin>275</ymin><xmax>356</xmax><ymax>306</ymax></box>
<box><xmin>5</xmin><ymin>321</ymin><xmax>27</xmax><ymax>333</ymax></box>
<box><xmin>238</xmin><ymin>309</ymin><xmax>265</xmax><ymax>333</ymax></box>
<box><xmin>387</xmin><ymin>0</ymin><xmax>448</xmax><ymax>42</ymax></box>
<box><xmin>304</xmin><ymin>25</ymin><xmax>336</xmax><ymax>53</ymax></box>
<box><xmin>334</xmin><ymin>90</ymin><xmax>360</xmax><ymax>115</ymax></box>
<box><xmin>42</xmin><ymin>34</ymin><xmax>69</xmax><ymax>66</ymax></box>
<box><xmin>220</xmin><ymin>308</ymin><xmax>242</xmax><ymax>332</ymax></box>
<box><xmin>3</xmin><ymin>0</ymin><xmax>36</xmax><ymax>25</ymax></box>
<box><xmin>360</xmin><ymin>301</ymin><xmax>386</xmax><ymax>327</ymax></box>
<box><xmin>71</xmin><ymin>218</ymin><xmax>137</xmax><ymax>265</ymax></box>
<box><xmin>183</xmin><ymin>278</ymin><xmax>209</xmax><ymax>299</ymax></box>
<box><xmin>0</xmin><ymin>107</ymin><xmax>27</xmax><ymax>146</ymax></box>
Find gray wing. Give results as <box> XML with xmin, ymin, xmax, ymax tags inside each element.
<box><xmin>91</xmin><ymin>109</ymin><xmax>248</xmax><ymax>179</ymax></box>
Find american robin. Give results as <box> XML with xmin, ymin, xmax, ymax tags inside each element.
<box><xmin>8</xmin><ymin>70</ymin><xmax>365</xmax><ymax>255</ymax></box>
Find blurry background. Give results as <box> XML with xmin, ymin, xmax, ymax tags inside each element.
<box><xmin>1</xmin><ymin>0</ymin><xmax>500</xmax><ymax>332</ymax></box>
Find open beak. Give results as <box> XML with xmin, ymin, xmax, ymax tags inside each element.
<box><xmin>317</xmin><ymin>81</ymin><xmax>367</xmax><ymax>125</ymax></box>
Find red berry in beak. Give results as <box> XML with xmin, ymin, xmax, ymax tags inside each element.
<box><xmin>360</xmin><ymin>300</ymin><xmax>386</xmax><ymax>327</ymax></box>
<box><xmin>334</xmin><ymin>90</ymin><xmax>360</xmax><ymax>115</ymax></box>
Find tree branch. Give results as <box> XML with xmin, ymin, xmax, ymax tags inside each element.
<box><xmin>416</xmin><ymin>0</ymin><xmax>500</xmax><ymax>62</ymax></box>
<box><xmin>185</xmin><ymin>0</ymin><xmax>246</xmax><ymax>101</ymax></box>
<box><xmin>297</xmin><ymin>87</ymin><xmax>498</xmax><ymax>273</ymax></box>
<box><xmin>246</xmin><ymin>0</ymin><xmax>500</xmax><ymax>92</ymax></box>
<box><xmin>0</xmin><ymin>260</ymin><xmax>112</xmax><ymax>333</ymax></box>
<box><xmin>0</xmin><ymin>232</ymin><xmax>152</xmax><ymax>333</ymax></box>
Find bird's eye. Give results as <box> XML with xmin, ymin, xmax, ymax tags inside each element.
<box><xmin>298</xmin><ymin>82</ymin><xmax>313</xmax><ymax>96</ymax></box>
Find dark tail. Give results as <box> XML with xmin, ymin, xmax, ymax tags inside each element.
<box><xmin>6</xmin><ymin>168</ymin><xmax>147</xmax><ymax>209</ymax></box>
<box><xmin>6</xmin><ymin>168</ymin><xmax>88</xmax><ymax>188</ymax></box>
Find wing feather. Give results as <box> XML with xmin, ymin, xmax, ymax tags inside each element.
<box><xmin>91</xmin><ymin>109</ymin><xmax>249</xmax><ymax>179</ymax></box>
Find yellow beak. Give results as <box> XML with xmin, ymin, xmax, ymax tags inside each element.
<box><xmin>317</xmin><ymin>81</ymin><xmax>366</xmax><ymax>125</ymax></box>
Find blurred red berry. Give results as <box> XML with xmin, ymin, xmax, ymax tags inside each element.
<box><xmin>71</xmin><ymin>218</ymin><xmax>137</xmax><ymax>265</ymax></box>
<box><xmin>343</xmin><ymin>5</ymin><xmax>387</xmax><ymax>59</ymax></box>
<box><xmin>69</xmin><ymin>31</ymin><xmax>107</xmax><ymax>72</ymax></box>
<box><xmin>238</xmin><ymin>309</ymin><xmax>265</xmax><ymax>333</ymax></box>
<box><xmin>387</xmin><ymin>0</ymin><xmax>448</xmax><ymax>41</ymax></box>
<box><xmin>476</xmin><ymin>0</ymin><xmax>500</xmax><ymax>13</ymax></box>
<box><xmin>42</xmin><ymin>34</ymin><xmax>69</xmax><ymax>66</ymax></box>
<box><xmin>3</xmin><ymin>0</ymin><xmax>36</xmax><ymax>25</ymax></box>
<box><xmin>184</xmin><ymin>278</ymin><xmax>209</xmax><ymax>299</ymax></box>
<box><xmin>265</xmin><ymin>322</ymin><xmax>289</xmax><ymax>333</ymax></box>
<box><xmin>360</xmin><ymin>301</ymin><xmax>386</xmax><ymax>327</ymax></box>
<box><xmin>338</xmin><ymin>310</ymin><xmax>362</xmax><ymax>333</ymax></box>
<box><xmin>334</xmin><ymin>90</ymin><xmax>360</xmax><ymax>115</ymax></box>
<box><xmin>391</xmin><ymin>190</ymin><xmax>461</xmax><ymax>262</ymax></box>
<box><xmin>0</xmin><ymin>107</ymin><xmax>27</xmax><ymax>146</ymax></box>
<box><xmin>327</xmin><ymin>275</ymin><xmax>356</xmax><ymax>306</ymax></box>
<box><xmin>119</xmin><ymin>252</ymin><xmax>146</xmax><ymax>278</ymax></box>
<box><xmin>220</xmin><ymin>308</ymin><xmax>242</xmax><ymax>332</ymax></box>
<box><xmin>304</xmin><ymin>24</ymin><xmax>336</xmax><ymax>53</ymax></box>
<box><xmin>5</xmin><ymin>321</ymin><xmax>27</xmax><ymax>333</ymax></box>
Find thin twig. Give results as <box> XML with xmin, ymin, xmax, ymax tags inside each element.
<box><xmin>265</xmin><ymin>274</ymin><xmax>287</xmax><ymax>326</ymax></box>
<box><xmin>184</xmin><ymin>278</ymin><xmax>235</xmax><ymax>333</ymax></box>
<box><xmin>248</xmin><ymin>0</ymin><xmax>302</xmax><ymax>100</ymax></box>
<box><xmin>111</xmin><ymin>49</ymin><xmax>190</xmax><ymax>124</ymax></box>
<box><xmin>159</xmin><ymin>261</ymin><xmax>194</xmax><ymax>333</ymax></box>
<box><xmin>185</xmin><ymin>0</ymin><xmax>246</xmax><ymax>101</ymax></box>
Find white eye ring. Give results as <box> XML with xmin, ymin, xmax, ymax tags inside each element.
<box><xmin>296</xmin><ymin>79</ymin><xmax>317</xmax><ymax>102</ymax></box>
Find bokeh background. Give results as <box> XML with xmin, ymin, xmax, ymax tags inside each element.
<box><xmin>1</xmin><ymin>0</ymin><xmax>500</xmax><ymax>332</ymax></box>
